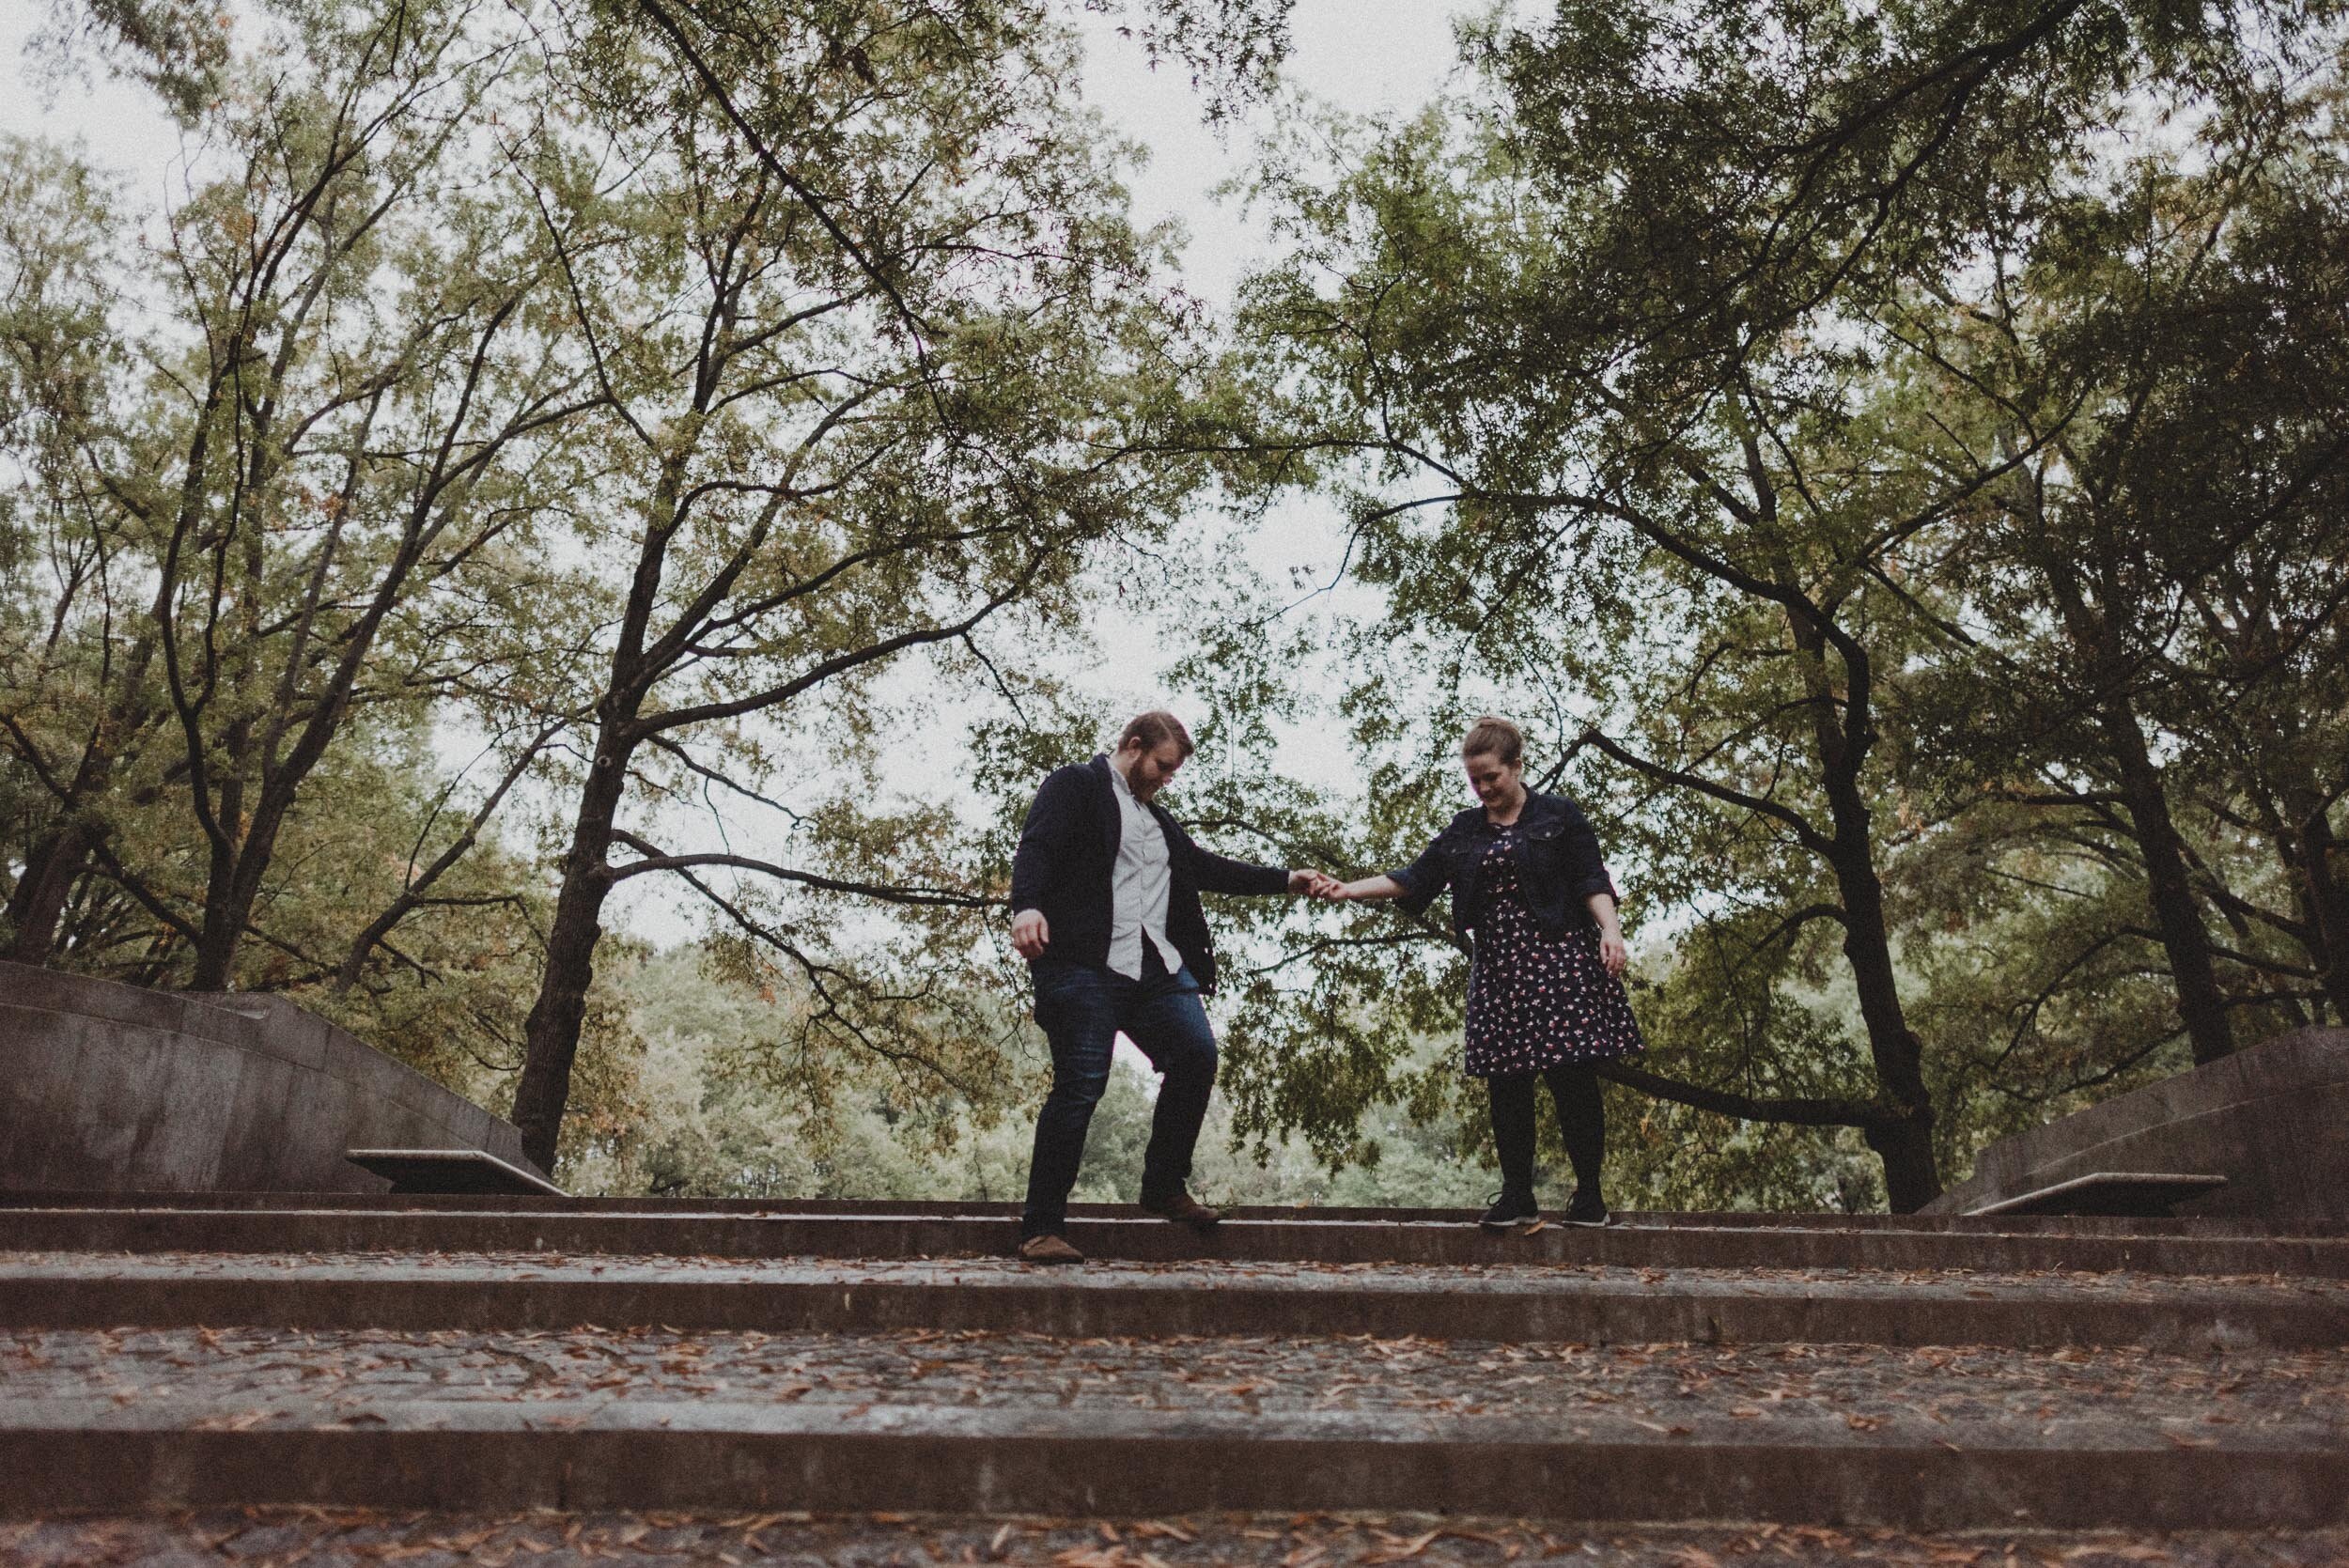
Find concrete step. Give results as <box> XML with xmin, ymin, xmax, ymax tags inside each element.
<box><xmin>8</xmin><ymin>1399</ymin><xmax>2342</xmax><ymax>1529</ymax></box>
<box><xmin>11</xmin><ymin>1508</ymin><xmax>2345</xmax><ymax>1568</ymax></box>
<box><xmin>2</xmin><ymin>1324</ymin><xmax>2342</xmax><ymax>1528</ymax></box>
<box><xmin>14</xmin><ymin>1188</ymin><xmax>2345</xmax><ymax>1236</ymax></box>
<box><xmin>5</xmin><ymin>1202</ymin><xmax>2344</xmax><ymax>1278</ymax></box>
<box><xmin>5</xmin><ymin>1250</ymin><xmax>2345</xmax><ymax>1351</ymax></box>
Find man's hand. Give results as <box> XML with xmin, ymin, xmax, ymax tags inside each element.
<box><xmin>1288</xmin><ymin>868</ymin><xmax>1344</xmax><ymax>899</ymax></box>
<box><xmin>1011</xmin><ymin>908</ymin><xmax>1050</xmax><ymax>958</ymax></box>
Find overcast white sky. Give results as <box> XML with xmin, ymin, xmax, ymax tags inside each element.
<box><xmin>1078</xmin><ymin>4</ymin><xmax>1470</xmax><ymax>307</ymax></box>
<box><xmin>1066</xmin><ymin>4</ymin><xmax>1477</xmax><ymax>768</ymax></box>
<box><xmin>0</xmin><ymin>0</ymin><xmax>1476</xmax><ymax>307</ymax></box>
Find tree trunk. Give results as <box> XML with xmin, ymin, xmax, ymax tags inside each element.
<box><xmin>1861</xmin><ymin>1114</ymin><xmax>1940</xmax><ymax>1213</ymax></box>
<box><xmin>5</xmin><ymin>821</ymin><xmax>93</xmax><ymax>963</ymax></box>
<box><xmin>8</xmin><ymin>630</ymin><xmax>163</xmax><ymax>967</ymax></box>
<box><xmin>184</xmin><ymin>716</ymin><xmax>254</xmax><ymax>991</ymax></box>
<box><xmin>510</xmin><ymin>723</ymin><xmax>634</xmax><ymax>1173</ymax></box>
<box><xmin>2028</xmin><ymin>520</ymin><xmax>2234</xmax><ymax>1064</ymax></box>
<box><xmin>1826</xmin><ymin>813</ymin><xmax>1942</xmax><ymax>1211</ymax></box>
<box><xmin>186</xmin><ymin>928</ymin><xmax>244</xmax><ymax>991</ymax></box>
<box><xmin>2298</xmin><ymin>804</ymin><xmax>2349</xmax><ymax>1026</ymax></box>
<box><xmin>2104</xmin><ymin>712</ymin><xmax>2235</xmax><ymax>1063</ymax></box>
<box><xmin>186</xmin><ymin>822</ymin><xmax>253</xmax><ymax>991</ymax></box>
<box><xmin>187</xmin><ymin>802</ymin><xmax>307</xmax><ymax>992</ymax></box>
<box><xmin>1772</xmin><ymin>535</ymin><xmax>1943</xmax><ymax>1211</ymax></box>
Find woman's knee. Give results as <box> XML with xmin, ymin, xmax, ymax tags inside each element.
<box><xmin>1487</xmin><ymin>1072</ymin><xmax>1538</xmax><ymax>1107</ymax></box>
<box><xmin>1547</xmin><ymin>1063</ymin><xmax>1601</xmax><ymax>1097</ymax></box>
<box><xmin>1547</xmin><ymin>1064</ymin><xmax>1606</xmax><ymax>1135</ymax></box>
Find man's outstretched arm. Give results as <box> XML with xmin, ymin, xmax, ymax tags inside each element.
<box><xmin>1171</xmin><ymin>823</ymin><xmax>1339</xmax><ymax>898</ymax></box>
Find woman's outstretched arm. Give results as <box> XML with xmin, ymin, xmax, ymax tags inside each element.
<box><xmin>1334</xmin><ymin>875</ymin><xmax>1408</xmax><ymax>901</ymax></box>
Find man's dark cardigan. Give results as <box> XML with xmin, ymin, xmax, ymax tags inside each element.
<box><xmin>1008</xmin><ymin>754</ymin><xmax>1290</xmax><ymax>994</ymax></box>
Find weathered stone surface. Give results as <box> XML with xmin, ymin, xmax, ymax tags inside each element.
<box><xmin>5</xmin><ymin>1200</ymin><xmax>2343</xmax><ymax>1533</ymax></box>
<box><xmin>3</xmin><ymin>1200</ymin><xmax>2343</xmax><ymax>1278</ymax></box>
<box><xmin>1928</xmin><ymin>1028</ymin><xmax>2349</xmax><ymax>1222</ymax></box>
<box><xmin>9</xmin><ymin>1323</ymin><xmax>2343</xmax><ymax>1432</ymax></box>
<box><xmin>6</xmin><ymin>1389</ymin><xmax>2346</xmax><ymax>1527</ymax></box>
<box><xmin>0</xmin><ymin>962</ymin><xmax>541</xmax><ymax>1196</ymax></box>
<box><xmin>4</xmin><ymin>1250</ymin><xmax>2343</xmax><ymax>1351</ymax></box>
<box><xmin>10</xmin><ymin>1509</ymin><xmax>2343</xmax><ymax>1566</ymax></box>
<box><xmin>16</xmin><ymin>1186</ymin><xmax>2349</xmax><ymax>1230</ymax></box>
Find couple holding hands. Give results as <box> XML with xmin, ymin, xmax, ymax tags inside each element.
<box><xmin>1007</xmin><ymin>710</ymin><xmax>1643</xmax><ymax>1265</ymax></box>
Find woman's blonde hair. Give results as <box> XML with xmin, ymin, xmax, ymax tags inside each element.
<box><xmin>1460</xmin><ymin>715</ymin><xmax>1524</xmax><ymax>767</ymax></box>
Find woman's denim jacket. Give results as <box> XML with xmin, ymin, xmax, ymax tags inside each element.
<box><xmin>1386</xmin><ymin>791</ymin><xmax>1619</xmax><ymax>940</ymax></box>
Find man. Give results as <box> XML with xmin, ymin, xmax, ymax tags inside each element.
<box><xmin>1008</xmin><ymin>710</ymin><xmax>1337</xmax><ymax>1264</ymax></box>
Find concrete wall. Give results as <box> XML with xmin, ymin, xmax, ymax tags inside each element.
<box><xmin>0</xmin><ymin>961</ymin><xmax>540</xmax><ymax>1194</ymax></box>
<box><xmin>1927</xmin><ymin>1027</ymin><xmax>2349</xmax><ymax>1221</ymax></box>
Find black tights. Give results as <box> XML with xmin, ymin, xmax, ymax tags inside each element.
<box><xmin>1487</xmin><ymin>1064</ymin><xmax>1606</xmax><ymax>1202</ymax></box>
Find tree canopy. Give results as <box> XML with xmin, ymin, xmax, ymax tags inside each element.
<box><xmin>1205</xmin><ymin>0</ymin><xmax>2349</xmax><ymax>1207</ymax></box>
<box><xmin>5</xmin><ymin>0</ymin><xmax>2343</xmax><ymax>1205</ymax></box>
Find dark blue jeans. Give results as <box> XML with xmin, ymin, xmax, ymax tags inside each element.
<box><xmin>1020</xmin><ymin>956</ymin><xmax>1218</xmax><ymax>1237</ymax></box>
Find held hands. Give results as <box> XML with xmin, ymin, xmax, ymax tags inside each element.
<box><xmin>1288</xmin><ymin>868</ymin><xmax>1345</xmax><ymax>900</ymax></box>
<box><xmin>1014</xmin><ymin>871</ymin><xmax>1347</xmax><ymax>958</ymax></box>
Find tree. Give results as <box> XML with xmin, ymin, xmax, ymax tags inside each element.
<box><xmin>1207</xmin><ymin>0</ymin><xmax>2343</xmax><ymax>1209</ymax></box>
<box><xmin>0</xmin><ymin>136</ymin><xmax>132</xmax><ymax>964</ymax></box>
<box><xmin>8</xmin><ymin>0</ymin><xmax>1299</xmax><ymax>1184</ymax></box>
<box><xmin>500</xmin><ymin>0</ymin><xmax>1219</xmax><ymax>1171</ymax></box>
<box><xmin>1904</xmin><ymin>84</ymin><xmax>2349</xmax><ymax>1045</ymax></box>
<box><xmin>0</xmin><ymin>0</ymin><xmax>599</xmax><ymax>991</ymax></box>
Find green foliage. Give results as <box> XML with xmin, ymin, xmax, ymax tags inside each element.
<box><xmin>574</xmin><ymin>946</ymin><xmax>1502</xmax><ymax>1207</ymax></box>
<box><xmin>8</xmin><ymin>0</ymin><xmax>2345</xmax><ymax>1213</ymax></box>
<box><xmin>1193</xmin><ymin>0</ymin><xmax>2349</xmax><ymax>1207</ymax></box>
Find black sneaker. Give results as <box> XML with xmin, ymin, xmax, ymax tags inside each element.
<box><xmin>1562</xmin><ymin>1189</ymin><xmax>1613</xmax><ymax>1227</ymax></box>
<box><xmin>1479</xmin><ymin>1190</ymin><xmax>1540</xmax><ymax>1233</ymax></box>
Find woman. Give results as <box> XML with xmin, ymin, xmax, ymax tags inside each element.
<box><xmin>1331</xmin><ymin>717</ymin><xmax>1642</xmax><ymax>1230</ymax></box>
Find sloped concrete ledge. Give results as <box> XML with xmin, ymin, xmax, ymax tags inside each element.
<box><xmin>0</xmin><ymin>962</ymin><xmax>540</xmax><ymax>1195</ymax></box>
<box><xmin>1929</xmin><ymin>1028</ymin><xmax>2349</xmax><ymax>1222</ymax></box>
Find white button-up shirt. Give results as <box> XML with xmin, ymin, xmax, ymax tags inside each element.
<box><xmin>1107</xmin><ymin>762</ymin><xmax>1183</xmax><ymax>980</ymax></box>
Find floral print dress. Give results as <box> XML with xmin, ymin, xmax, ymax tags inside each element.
<box><xmin>1461</xmin><ymin>824</ymin><xmax>1645</xmax><ymax>1078</ymax></box>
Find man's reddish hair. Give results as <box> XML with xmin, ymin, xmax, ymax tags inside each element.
<box><xmin>1118</xmin><ymin>709</ymin><xmax>1195</xmax><ymax>758</ymax></box>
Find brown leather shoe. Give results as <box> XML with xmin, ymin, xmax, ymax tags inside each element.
<box><xmin>1018</xmin><ymin>1233</ymin><xmax>1085</xmax><ymax>1265</ymax></box>
<box><xmin>1138</xmin><ymin>1189</ymin><xmax>1222</xmax><ymax>1226</ymax></box>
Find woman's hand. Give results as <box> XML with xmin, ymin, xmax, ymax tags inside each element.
<box><xmin>1596</xmin><ymin>930</ymin><xmax>1628</xmax><ymax>977</ymax></box>
<box><xmin>1587</xmin><ymin>892</ymin><xmax>1627</xmax><ymax>976</ymax></box>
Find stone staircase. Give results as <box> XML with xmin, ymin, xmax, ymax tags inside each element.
<box><xmin>2</xmin><ymin>1194</ymin><xmax>2345</xmax><ymax>1556</ymax></box>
